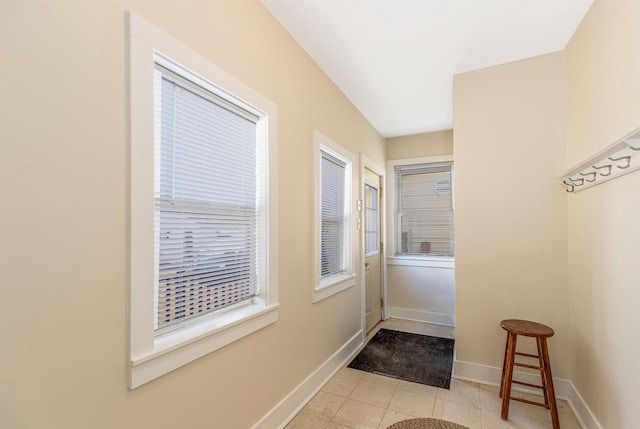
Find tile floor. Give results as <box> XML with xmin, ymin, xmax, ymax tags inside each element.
<box><xmin>286</xmin><ymin>318</ymin><xmax>582</xmax><ymax>429</ymax></box>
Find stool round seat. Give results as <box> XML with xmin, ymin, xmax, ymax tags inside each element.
<box><xmin>499</xmin><ymin>319</ymin><xmax>559</xmax><ymax>429</ymax></box>
<box><xmin>500</xmin><ymin>319</ymin><xmax>554</xmax><ymax>338</ymax></box>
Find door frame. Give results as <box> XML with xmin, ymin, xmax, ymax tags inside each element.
<box><xmin>359</xmin><ymin>154</ymin><xmax>386</xmax><ymax>342</ymax></box>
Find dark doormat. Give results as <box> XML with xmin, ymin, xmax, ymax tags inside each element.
<box><xmin>348</xmin><ymin>328</ymin><xmax>455</xmax><ymax>389</ymax></box>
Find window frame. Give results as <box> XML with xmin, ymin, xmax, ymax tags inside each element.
<box><xmin>386</xmin><ymin>155</ymin><xmax>454</xmax><ymax>267</ymax></box>
<box><xmin>312</xmin><ymin>130</ymin><xmax>356</xmax><ymax>303</ymax></box>
<box><xmin>129</xmin><ymin>12</ymin><xmax>278</xmax><ymax>389</ymax></box>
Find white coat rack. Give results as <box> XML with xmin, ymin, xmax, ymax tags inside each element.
<box><xmin>562</xmin><ymin>127</ymin><xmax>640</xmax><ymax>193</ymax></box>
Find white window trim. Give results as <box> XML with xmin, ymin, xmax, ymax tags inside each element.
<box><xmin>128</xmin><ymin>12</ymin><xmax>278</xmax><ymax>389</ymax></box>
<box><xmin>313</xmin><ymin>130</ymin><xmax>356</xmax><ymax>303</ymax></box>
<box><xmin>386</xmin><ymin>155</ymin><xmax>454</xmax><ymax>263</ymax></box>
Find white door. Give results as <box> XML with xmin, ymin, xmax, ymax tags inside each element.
<box><xmin>364</xmin><ymin>169</ymin><xmax>382</xmax><ymax>332</ymax></box>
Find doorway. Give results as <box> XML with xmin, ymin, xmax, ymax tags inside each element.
<box><xmin>361</xmin><ymin>156</ymin><xmax>386</xmax><ymax>335</ymax></box>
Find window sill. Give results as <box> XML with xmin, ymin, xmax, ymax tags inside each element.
<box><xmin>313</xmin><ymin>273</ymin><xmax>356</xmax><ymax>303</ymax></box>
<box><xmin>129</xmin><ymin>303</ymin><xmax>279</xmax><ymax>389</ymax></box>
<box><xmin>387</xmin><ymin>256</ymin><xmax>454</xmax><ymax>269</ymax></box>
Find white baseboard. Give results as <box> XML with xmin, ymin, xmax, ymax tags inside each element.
<box><xmin>251</xmin><ymin>330</ymin><xmax>364</xmax><ymax>429</ymax></box>
<box><xmin>565</xmin><ymin>380</ymin><xmax>603</xmax><ymax>429</ymax></box>
<box><xmin>453</xmin><ymin>360</ymin><xmax>602</xmax><ymax>429</ymax></box>
<box><xmin>387</xmin><ymin>306</ymin><xmax>455</xmax><ymax>326</ymax></box>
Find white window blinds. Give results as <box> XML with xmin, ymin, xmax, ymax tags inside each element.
<box><xmin>320</xmin><ymin>151</ymin><xmax>347</xmax><ymax>277</ymax></box>
<box><xmin>154</xmin><ymin>65</ymin><xmax>262</xmax><ymax>331</ymax></box>
<box><xmin>395</xmin><ymin>162</ymin><xmax>454</xmax><ymax>256</ymax></box>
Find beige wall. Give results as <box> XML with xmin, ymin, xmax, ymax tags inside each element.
<box><xmin>386</xmin><ymin>129</ymin><xmax>453</xmax><ymax>160</ymax></box>
<box><xmin>453</xmin><ymin>53</ymin><xmax>570</xmax><ymax>377</ymax></box>
<box><xmin>0</xmin><ymin>2</ymin><xmax>384</xmax><ymax>428</ymax></box>
<box><xmin>565</xmin><ymin>0</ymin><xmax>640</xmax><ymax>427</ymax></box>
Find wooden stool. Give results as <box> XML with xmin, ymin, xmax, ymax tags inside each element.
<box><xmin>499</xmin><ymin>319</ymin><xmax>559</xmax><ymax>429</ymax></box>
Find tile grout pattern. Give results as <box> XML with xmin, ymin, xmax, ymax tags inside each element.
<box><xmin>285</xmin><ymin>318</ymin><xmax>582</xmax><ymax>429</ymax></box>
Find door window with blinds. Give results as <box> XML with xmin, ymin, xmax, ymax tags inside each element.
<box><xmin>313</xmin><ymin>131</ymin><xmax>355</xmax><ymax>303</ymax></box>
<box><xmin>364</xmin><ymin>184</ymin><xmax>379</xmax><ymax>255</ymax></box>
<box><xmin>154</xmin><ymin>64</ymin><xmax>264</xmax><ymax>332</ymax></box>
<box><xmin>395</xmin><ymin>162</ymin><xmax>454</xmax><ymax>257</ymax></box>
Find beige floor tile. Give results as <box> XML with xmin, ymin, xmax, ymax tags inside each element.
<box><xmin>480</xmin><ymin>387</ymin><xmax>529</xmax><ymax>417</ymax></box>
<box><xmin>432</xmin><ymin>399</ymin><xmax>444</xmax><ymax>419</ymax></box>
<box><xmin>397</xmin><ymin>380</ymin><xmax>438</xmax><ymax>398</ymax></box>
<box><xmin>377</xmin><ymin>410</ymin><xmax>414</xmax><ymax>428</ymax></box>
<box><xmin>388</xmin><ymin>388</ymin><xmax>435</xmax><ymax>418</ymax></box>
<box><xmin>323</xmin><ymin>374</ymin><xmax>362</xmax><ymax>397</ymax></box>
<box><xmin>362</xmin><ymin>373</ymin><xmax>401</xmax><ymax>389</ymax></box>
<box><xmin>423</xmin><ymin>323</ymin><xmax>455</xmax><ymax>339</ymax></box>
<box><xmin>479</xmin><ymin>383</ymin><xmax>501</xmax><ymax>393</ymax></box>
<box><xmin>527</xmin><ymin>418</ymin><xmax>554</xmax><ymax>429</ymax></box>
<box><xmin>337</xmin><ymin>367</ymin><xmax>367</xmax><ymax>381</ymax></box>
<box><xmin>285</xmin><ymin>412</ymin><xmax>331</xmax><ymax>429</ymax></box>
<box><xmin>304</xmin><ymin>391</ymin><xmax>348</xmax><ymax>421</ymax></box>
<box><xmin>332</xmin><ymin>399</ymin><xmax>386</xmax><ymax>429</ymax></box>
<box><xmin>326</xmin><ymin>422</ymin><xmax>352</xmax><ymax>429</ymax></box>
<box><xmin>436</xmin><ymin>379</ymin><xmax>481</xmax><ymax>408</ymax></box>
<box><xmin>350</xmin><ymin>380</ymin><xmax>397</xmax><ymax>408</ymax></box>
<box><xmin>381</xmin><ymin>318</ymin><xmax>403</xmax><ymax>330</ymax></box>
<box><xmin>441</xmin><ymin>400</ymin><xmax>482</xmax><ymax>429</ymax></box>
<box><xmin>481</xmin><ymin>408</ymin><xmax>532</xmax><ymax>429</ymax></box>
<box><xmin>399</xmin><ymin>320</ymin><xmax>427</xmax><ymax>334</ymax></box>
<box><xmin>520</xmin><ymin>393</ymin><xmax>553</xmax><ymax>423</ymax></box>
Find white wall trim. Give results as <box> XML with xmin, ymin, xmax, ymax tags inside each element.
<box><xmin>453</xmin><ymin>360</ymin><xmax>602</xmax><ymax>429</ymax></box>
<box><xmin>565</xmin><ymin>380</ymin><xmax>603</xmax><ymax>429</ymax></box>
<box><xmin>251</xmin><ymin>330</ymin><xmax>363</xmax><ymax>429</ymax></box>
<box><xmin>387</xmin><ymin>307</ymin><xmax>455</xmax><ymax>327</ymax></box>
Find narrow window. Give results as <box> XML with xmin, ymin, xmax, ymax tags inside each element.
<box><xmin>313</xmin><ymin>131</ymin><xmax>355</xmax><ymax>302</ymax></box>
<box><xmin>320</xmin><ymin>151</ymin><xmax>347</xmax><ymax>278</ymax></box>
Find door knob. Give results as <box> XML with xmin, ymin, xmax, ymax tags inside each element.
<box><xmin>365</xmin><ymin>262</ymin><xmax>370</xmax><ymax>267</ymax></box>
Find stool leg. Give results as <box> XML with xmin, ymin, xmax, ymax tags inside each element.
<box><xmin>540</xmin><ymin>338</ymin><xmax>560</xmax><ymax>429</ymax></box>
<box><xmin>499</xmin><ymin>332</ymin><xmax>509</xmax><ymax>398</ymax></box>
<box><xmin>536</xmin><ymin>338</ymin><xmax>549</xmax><ymax>407</ymax></box>
<box><xmin>501</xmin><ymin>332</ymin><xmax>517</xmax><ymax>420</ymax></box>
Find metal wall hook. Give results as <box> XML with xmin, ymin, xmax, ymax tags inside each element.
<box><xmin>572</xmin><ymin>178</ymin><xmax>584</xmax><ymax>186</ymax></box>
<box><xmin>579</xmin><ymin>171</ymin><xmax>597</xmax><ymax>182</ymax></box>
<box><xmin>629</xmin><ymin>145</ymin><xmax>640</xmax><ymax>151</ymax></box>
<box><xmin>563</xmin><ymin>180</ymin><xmax>574</xmax><ymax>193</ymax></box>
<box><xmin>592</xmin><ymin>164</ymin><xmax>612</xmax><ymax>176</ymax></box>
<box><xmin>609</xmin><ymin>155</ymin><xmax>631</xmax><ymax>169</ymax></box>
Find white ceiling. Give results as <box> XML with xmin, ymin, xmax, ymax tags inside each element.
<box><xmin>262</xmin><ymin>0</ymin><xmax>593</xmax><ymax>138</ymax></box>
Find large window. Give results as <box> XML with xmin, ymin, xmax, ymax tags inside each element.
<box><xmin>129</xmin><ymin>13</ymin><xmax>278</xmax><ymax>389</ymax></box>
<box><xmin>154</xmin><ymin>65</ymin><xmax>262</xmax><ymax>331</ymax></box>
<box><xmin>394</xmin><ymin>161</ymin><xmax>454</xmax><ymax>257</ymax></box>
<box><xmin>313</xmin><ymin>131</ymin><xmax>355</xmax><ymax>302</ymax></box>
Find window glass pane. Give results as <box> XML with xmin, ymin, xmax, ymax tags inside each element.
<box><xmin>364</xmin><ymin>184</ymin><xmax>378</xmax><ymax>254</ymax></box>
<box><xmin>155</xmin><ymin>69</ymin><xmax>259</xmax><ymax>330</ymax></box>
<box><xmin>321</xmin><ymin>152</ymin><xmax>346</xmax><ymax>277</ymax></box>
<box><xmin>396</xmin><ymin>163</ymin><xmax>454</xmax><ymax>256</ymax></box>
